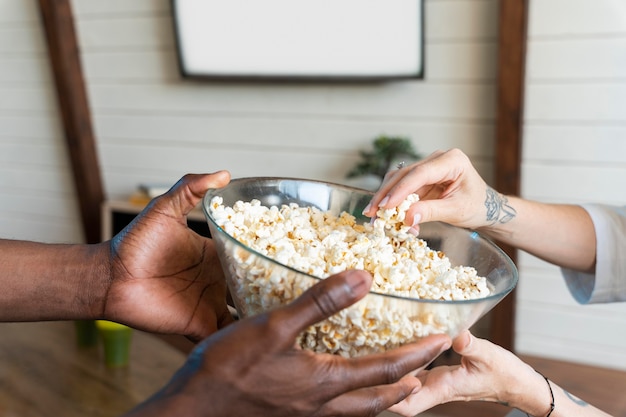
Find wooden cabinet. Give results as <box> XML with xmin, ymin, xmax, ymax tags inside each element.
<box><xmin>101</xmin><ymin>199</ymin><xmax>209</xmax><ymax>240</ymax></box>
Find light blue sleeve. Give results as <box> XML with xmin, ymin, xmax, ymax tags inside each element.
<box><xmin>561</xmin><ymin>204</ymin><xmax>626</xmax><ymax>304</ymax></box>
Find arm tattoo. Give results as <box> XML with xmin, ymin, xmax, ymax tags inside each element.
<box><xmin>485</xmin><ymin>187</ymin><xmax>517</xmax><ymax>224</ymax></box>
<box><xmin>564</xmin><ymin>388</ymin><xmax>589</xmax><ymax>407</ymax></box>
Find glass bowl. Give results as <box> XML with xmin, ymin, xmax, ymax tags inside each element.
<box><xmin>203</xmin><ymin>177</ymin><xmax>518</xmax><ymax>357</ymax></box>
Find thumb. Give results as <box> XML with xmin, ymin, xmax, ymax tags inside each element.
<box><xmin>452</xmin><ymin>330</ymin><xmax>498</xmax><ymax>365</ymax></box>
<box><xmin>273</xmin><ymin>270</ymin><xmax>373</xmax><ymax>341</ymax></box>
<box><xmin>156</xmin><ymin>171</ymin><xmax>231</xmax><ymax>216</ymax></box>
<box><xmin>451</xmin><ymin>330</ymin><xmax>474</xmax><ymax>354</ymax></box>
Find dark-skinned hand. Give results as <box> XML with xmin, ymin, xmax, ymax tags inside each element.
<box><xmin>105</xmin><ymin>171</ymin><xmax>234</xmax><ymax>342</ymax></box>
<box><xmin>123</xmin><ymin>270</ymin><xmax>451</xmax><ymax>417</ymax></box>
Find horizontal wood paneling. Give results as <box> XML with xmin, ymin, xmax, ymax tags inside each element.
<box><xmin>518</xmin><ymin>0</ymin><xmax>626</xmax><ymax>368</ymax></box>
<box><xmin>426</xmin><ymin>0</ymin><xmax>498</xmax><ymax>40</ymax></box>
<box><xmin>1</xmin><ymin>0</ymin><xmax>501</xmax><ymax>247</ymax></box>
<box><xmin>72</xmin><ymin>0</ymin><xmax>499</xmax><ymax>217</ymax></box>
<box><xmin>71</xmin><ymin>0</ymin><xmax>169</xmax><ymax>16</ymax></box>
<box><xmin>528</xmin><ymin>37</ymin><xmax>626</xmax><ymax>80</ymax></box>
<box><xmin>0</xmin><ymin>190</ymin><xmax>81</xmax><ymax>224</ymax></box>
<box><xmin>517</xmin><ymin>269</ymin><xmax>626</xmax><ymax>314</ymax></box>
<box><xmin>516</xmin><ymin>270</ymin><xmax>626</xmax><ymax>370</ymax></box>
<box><xmin>98</xmin><ymin>140</ymin><xmax>494</xmax><ymax>199</ymax></box>
<box><xmin>0</xmin><ymin>114</ymin><xmax>61</xmax><ymax>137</ymax></box>
<box><xmin>520</xmin><ymin>163</ymin><xmax>626</xmax><ymax>203</ymax></box>
<box><xmin>529</xmin><ymin>0</ymin><xmax>626</xmax><ymax>37</ymax></box>
<box><xmin>523</xmin><ymin>125</ymin><xmax>626</xmax><ymax>164</ymax></box>
<box><xmin>0</xmin><ymin>1</ymin><xmax>81</xmax><ymax>243</ymax></box>
<box><xmin>0</xmin><ymin>26</ymin><xmax>46</xmax><ymax>53</ymax></box>
<box><xmin>526</xmin><ymin>83</ymin><xmax>626</xmax><ymax>122</ymax></box>
<box><xmin>517</xmin><ymin>306</ymin><xmax>626</xmax><ymax>351</ymax></box>
<box><xmin>75</xmin><ymin>15</ymin><xmax>174</xmax><ymax>50</ymax></box>
<box><xmin>0</xmin><ymin>217</ymin><xmax>82</xmax><ymax>243</ymax></box>
<box><xmin>0</xmin><ymin>162</ymin><xmax>76</xmax><ymax>196</ymax></box>
<box><xmin>86</xmin><ymin>83</ymin><xmax>496</xmax><ymax>119</ymax></box>
<box><xmin>0</xmin><ymin>0</ymin><xmax>40</xmax><ymax>23</ymax></box>
<box><xmin>82</xmin><ymin>50</ymin><xmax>179</xmax><ymax>81</ymax></box>
<box><xmin>517</xmin><ymin>333</ymin><xmax>626</xmax><ymax>371</ymax></box>
<box><xmin>0</xmin><ymin>86</ymin><xmax>58</xmax><ymax>112</ymax></box>
<box><xmin>0</xmin><ymin>56</ymin><xmax>51</xmax><ymax>84</ymax></box>
<box><xmin>93</xmin><ymin>114</ymin><xmax>495</xmax><ymax>155</ymax></box>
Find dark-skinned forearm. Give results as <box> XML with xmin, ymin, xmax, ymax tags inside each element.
<box><xmin>0</xmin><ymin>239</ymin><xmax>111</xmax><ymax>321</ymax></box>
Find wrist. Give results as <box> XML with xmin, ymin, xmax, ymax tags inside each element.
<box><xmin>0</xmin><ymin>240</ymin><xmax>112</xmax><ymax>321</ymax></box>
<box><xmin>82</xmin><ymin>241</ymin><xmax>113</xmax><ymax>320</ymax></box>
<box><xmin>507</xmin><ymin>366</ymin><xmax>555</xmax><ymax>417</ymax></box>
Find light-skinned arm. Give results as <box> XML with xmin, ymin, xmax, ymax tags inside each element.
<box><xmin>388</xmin><ymin>330</ymin><xmax>612</xmax><ymax>417</ymax></box>
<box><xmin>364</xmin><ymin>148</ymin><xmax>597</xmax><ymax>273</ymax></box>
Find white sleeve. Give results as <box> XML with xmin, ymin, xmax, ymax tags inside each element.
<box><xmin>561</xmin><ymin>204</ymin><xmax>626</xmax><ymax>304</ymax></box>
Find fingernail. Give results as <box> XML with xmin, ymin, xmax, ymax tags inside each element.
<box><xmin>378</xmin><ymin>196</ymin><xmax>389</xmax><ymax>207</ymax></box>
<box><xmin>442</xmin><ymin>339</ymin><xmax>453</xmax><ymax>353</ymax></box>
<box><xmin>411</xmin><ymin>213</ymin><xmax>421</xmax><ymax>226</ymax></box>
<box><xmin>344</xmin><ymin>270</ymin><xmax>369</xmax><ymax>292</ymax></box>
<box><xmin>463</xmin><ymin>331</ymin><xmax>472</xmax><ymax>348</ymax></box>
<box><xmin>362</xmin><ymin>202</ymin><xmax>372</xmax><ymax>215</ymax></box>
<box><xmin>411</xmin><ymin>383</ymin><xmax>422</xmax><ymax>395</ymax></box>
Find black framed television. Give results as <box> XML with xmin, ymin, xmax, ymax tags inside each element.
<box><xmin>171</xmin><ymin>0</ymin><xmax>425</xmax><ymax>82</ymax></box>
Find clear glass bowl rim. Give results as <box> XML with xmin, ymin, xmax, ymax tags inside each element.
<box><xmin>202</xmin><ymin>176</ymin><xmax>519</xmax><ymax>306</ymax></box>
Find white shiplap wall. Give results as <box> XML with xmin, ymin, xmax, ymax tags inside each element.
<box><xmin>70</xmin><ymin>0</ymin><xmax>498</xmax><ymax>200</ymax></box>
<box><xmin>0</xmin><ymin>0</ymin><xmax>83</xmax><ymax>243</ymax></box>
<box><xmin>516</xmin><ymin>0</ymin><xmax>626</xmax><ymax>369</ymax></box>
<box><xmin>0</xmin><ymin>0</ymin><xmax>498</xmax><ymax>240</ymax></box>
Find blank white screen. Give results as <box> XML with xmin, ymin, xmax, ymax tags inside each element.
<box><xmin>173</xmin><ymin>0</ymin><xmax>423</xmax><ymax>79</ymax></box>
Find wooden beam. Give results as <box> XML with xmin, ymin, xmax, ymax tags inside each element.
<box><xmin>38</xmin><ymin>0</ymin><xmax>104</xmax><ymax>244</ymax></box>
<box><xmin>490</xmin><ymin>0</ymin><xmax>529</xmax><ymax>351</ymax></box>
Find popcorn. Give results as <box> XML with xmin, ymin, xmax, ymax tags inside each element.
<box><xmin>210</xmin><ymin>193</ymin><xmax>492</xmax><ymax>357</ymax></box>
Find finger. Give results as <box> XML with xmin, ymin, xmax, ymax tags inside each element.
<box><xmin>315</xmin><ymin>375</ymin><xmax>421</xmax><ymax>417</ymax></box>
<box><xmin>156</xmin><ymin>171</ymin><xmax>232</xmax><ymax>216</ymax></box>
<box><xmin>363</xmin><ymin>151</ymin><xmax>444</xmax><ymax>216</ymax></box>
<box><xmin>383</xmin><ymin>155</ymin><xmax>462</xmax><ymax>208</ymax></box>
<box><xmin>404</xmin><ymin>198</ymin><xmax>466</xmax><ymax>226</ymax></box>
<box><xmin>335</xmin><ymin>334</ymin><xmax>450</xmax><ymax>392</ymax></box>
<box><xmin>452</xmin><ymin>329</ymin><xmax>472</xmax><ymax>353</ymax></box>
<box><xmin>270</xmin><ymin>270</ymin><xmax>373</xmax><ymax>342</ymax></box>
<box><xmin>387</xmin><ymin>385</ymin><xmax>439</xmax><ymax>417</ymax></box>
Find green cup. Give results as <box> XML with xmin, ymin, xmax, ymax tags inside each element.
<box><xmin>96</xmin><ymin>320</ymin><xmax>133</xmax><ymax>368</ymax></box>
<box><xmin>74</xmin><ymin>320</ymin><xmax>98</xmax><ymax>347</ymax></box>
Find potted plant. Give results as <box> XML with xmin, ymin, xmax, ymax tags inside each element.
<box><xmin>346</xmin><ymin>135</ymin><xmax>421</xmax><ymax>190</ymax></box>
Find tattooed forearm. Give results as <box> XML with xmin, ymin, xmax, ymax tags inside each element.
<box><xmin>485</xmin><ymin>187</ymin><xmax>517</xmax><ymax>224</ymax></box>
<box><xmin>564</xmin><ymin>388</ymin><xmax>589</xmax><ymax>407</ymax></box>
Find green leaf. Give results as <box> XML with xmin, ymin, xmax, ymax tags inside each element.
<box><xmin>347</xmin><ymin>135</ymin><xmax>421</xmax><ymax>179</ymax></box>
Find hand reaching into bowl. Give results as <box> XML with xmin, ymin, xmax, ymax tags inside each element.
<box><xmin>363</xmin><ymin>148</ymin><xmax>597</xmax><ymax>273</ymax></box>
<box><xmin>363</xmin><ymin>148</ymin><xmax>496</xmax><ymax>233</ymax></box>
<box><xmin>124</xmin><ymin>270</ymin><xmax>452</xmax><ymax>417</ymax></box>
